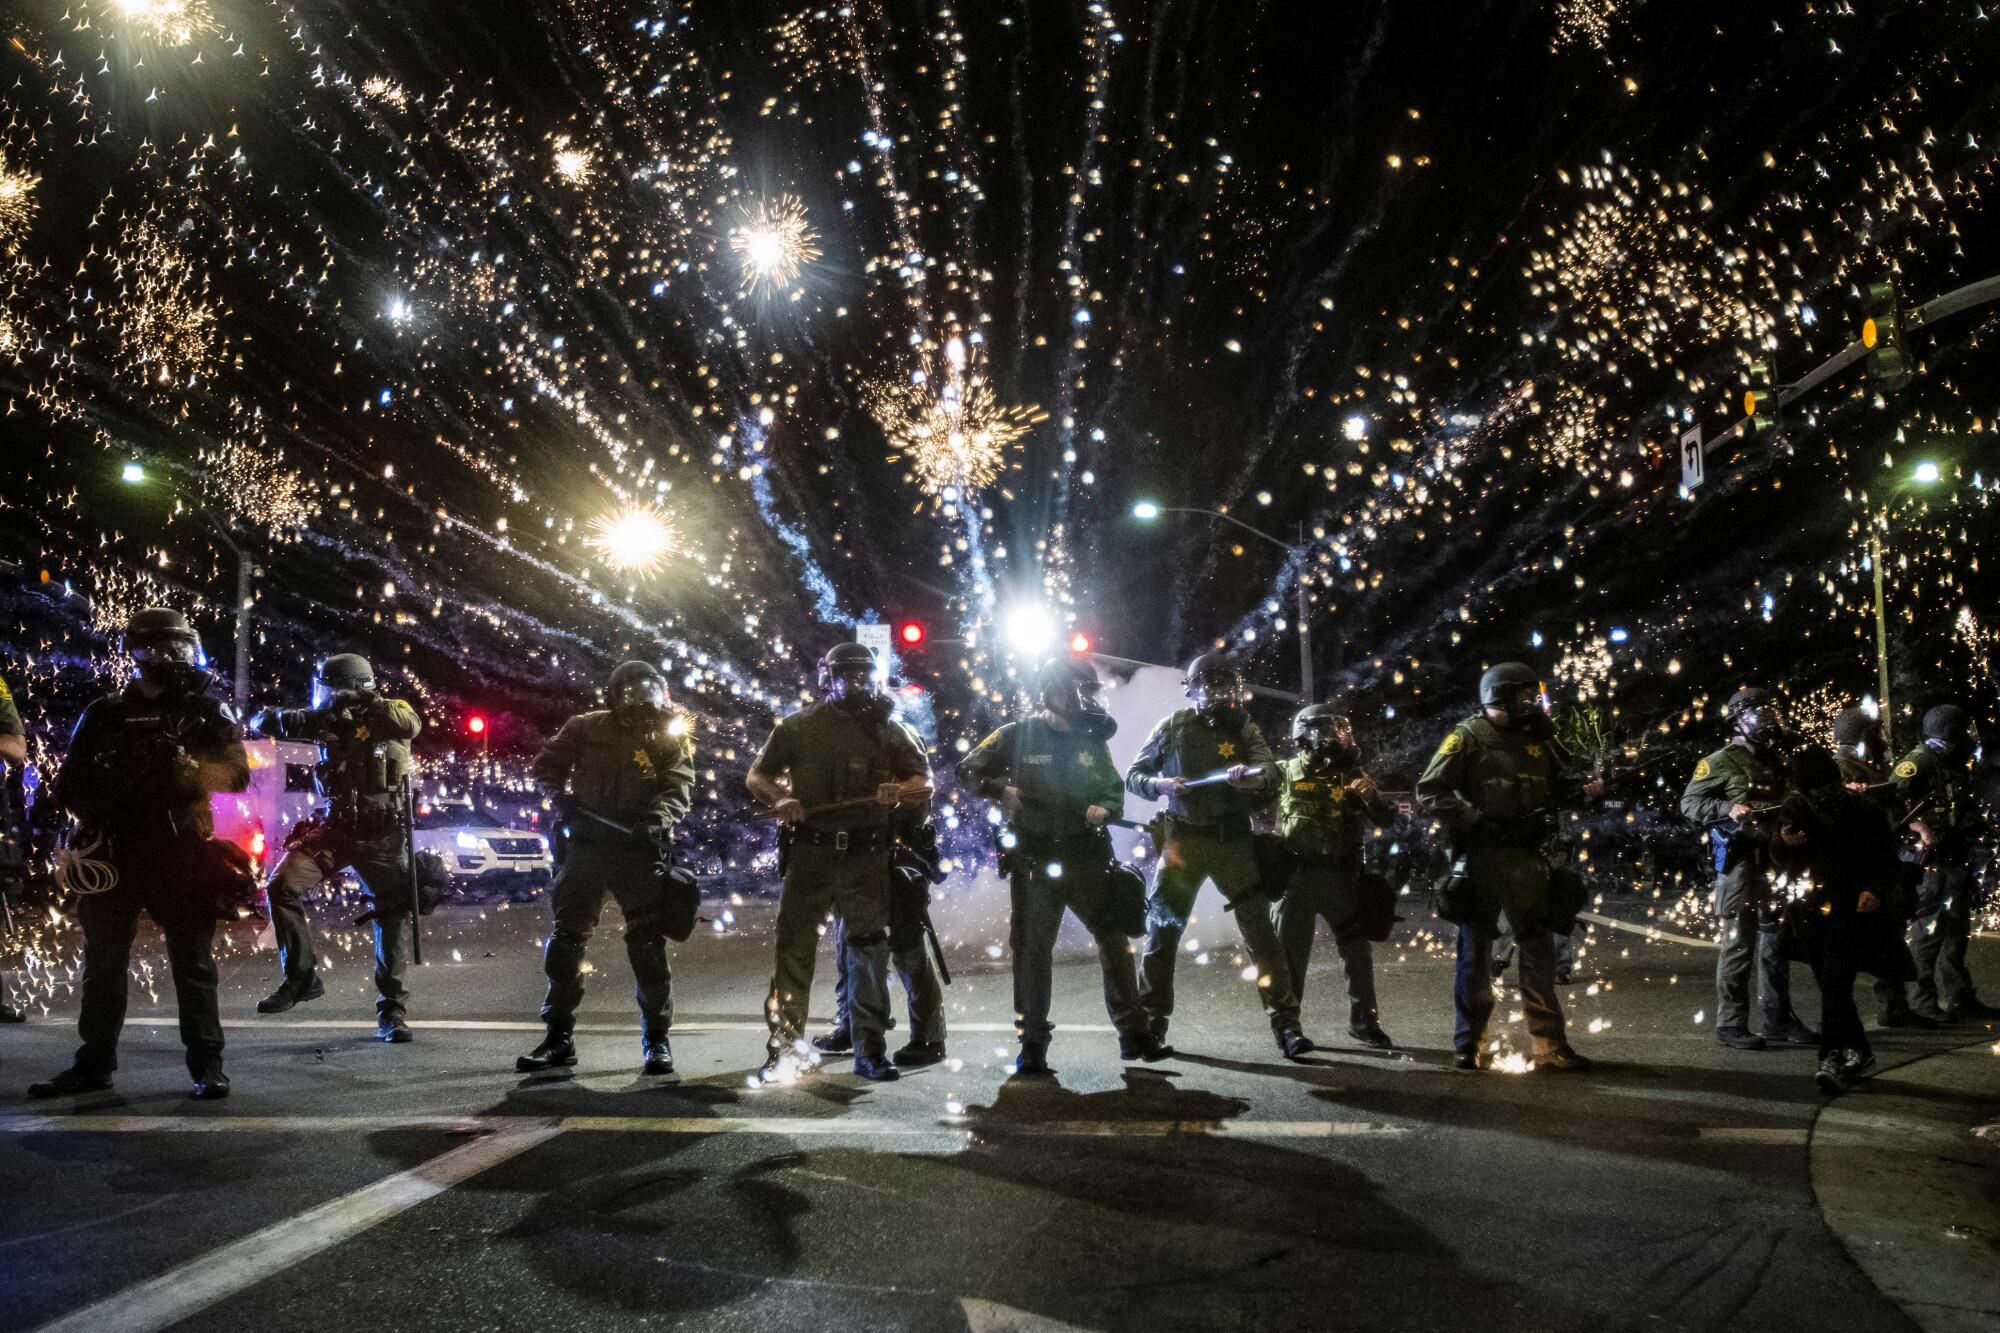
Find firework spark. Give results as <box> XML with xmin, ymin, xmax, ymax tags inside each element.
<box><xmin>586</xmin><ymin>504</ymin><xmax>678</xmax><ymax>575</ymax></box>
<box><xmin>730</xmin><ymin>195</ymin><xmax>822</xmax><ymax>296</ymax></box>
<box><xmin>109</xmin><ymin>217</ymin><xmax>221</xmax><ymax>390</ymax></box>
<box><xmin>110</xmin><ymin>0</ymin><xmax>221</xmax><ymax>46</ymax></box>
<box><xmin>0</xmin><ymin>154</ymin><xmax>38</xmax><ymax>255</ymax></box>
<box><xmin>868</xmin><ymin>338</ymin><xmax>1046</xmax><ymax>495</ymax></box>
<box><xmin>551</xmin><ymin>136</ymin><xmax>593</xmax><ymax>185</ymax></box>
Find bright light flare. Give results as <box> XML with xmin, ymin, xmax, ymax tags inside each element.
<box><xmin>1131</xmin><ymin>500</ymin><xmax>1162</xmax><ymax>520</ymax></box>
<box><xmin>1913</xmin><ymin>459</ymin><xmax>1942</xmax><ymax>484</ymax></box>
<box><xmin>585</xmin><ymin>504</ymin><xmax>678</xmax><ymax>575</ymax></box>
<box><xmin>1003</xmin><ymin>604</ymin><xmax>1057</xmax><ymax>657</ymax></box>
<box><xmin>112</xmin><ymin>0</ymin><xmax>221</xmax><ymax>46</ymax></box>
<box><xmin>0</xmin><ymin>152</ymin><xmax>39</xmax><ymax>255</ymax></box>
<box><xmin>551</xmin><ymin>137</ymin><xmax>593</xmax><ymax>184</ymax></box>
<box><xmin>731</xmin><ymin>195</ymin><xmax>822</xmax><ymax>296</ymax></box>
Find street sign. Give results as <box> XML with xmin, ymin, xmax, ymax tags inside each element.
<box><xmin>1680</xmin><ymin>425</ymin><xmax>1705</xmax><ymax>492</ymax></box>
<box><xmin>855</xmin><ymin>623</ymin><xmax>892</xmax><ymax>682</ymax></box>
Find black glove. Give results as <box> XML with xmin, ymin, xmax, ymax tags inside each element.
<box><xmin>634</xmin><ymin>817</ymin><xmax>673</xmax><ymax>854</ymax></box>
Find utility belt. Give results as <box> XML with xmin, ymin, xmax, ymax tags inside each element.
<box><xmin>1160</xmin><ymin>813</ymin><xmax>1251</xmax><ymax>841</ymax></box>
<box><xmin>783</xmin><ymin>824</ymin><xmax>893</xmax><ymax>854</ymax></box>
<box><xmin>313</xmin><ymin>801</ymin><xmax>402</xmax><ymax>842</ymax></box>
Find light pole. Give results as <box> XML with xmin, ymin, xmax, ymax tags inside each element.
<box><xmin>1869</xmin><ymin>458</ymin><xmax>1943</xmax><ymax>752</ymax></box>
<box><xmin>1132</xmin><ymin>501</ymin><xmax>1315</xmax><ymax>703</ymax></box>
<box><xmin>120</xmin><ymin>462</ymin><xmax>255</xmax><ymax>716</ymax></box>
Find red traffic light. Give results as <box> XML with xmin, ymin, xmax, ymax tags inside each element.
<box><xmin>1068</xmin><ymin>632</ymin><xmax>1094</xmax><ymax>655</ymax></box>
<box><xmin>466</xmin><ymin>715</ymin><xmax>487</xmax><ymax>735</ymax></box>
<box><xmin>896</xmin><ymin>620</ymin><xmax>927</xmax><ymax>648</ymax></box>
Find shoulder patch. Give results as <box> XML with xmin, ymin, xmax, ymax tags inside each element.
<box><xmin>1439</xmin><ymin>732</ymin><xmax>1464</xmax><ymax>756</ymax></box>
<box><xmin>0</xmin><ymin>676</ymin><xmax>12</xmax><ymax>702</ymax></box>
<box><xmin>1693</xmin><ymin>758</ymin><xmax>1712</xmax><ymax>781</ymax></box>
<box><xmin>1894</xmin><ymin>760</ymin><xmax>1920</xmax><ymax>779</ymax></box>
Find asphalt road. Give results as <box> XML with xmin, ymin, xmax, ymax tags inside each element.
<box><xmin>0</xmin><ymin>897</ymin><xmax>1995</xmax><ymax>1333</ymax></box>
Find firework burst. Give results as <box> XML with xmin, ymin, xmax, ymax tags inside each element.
<box><xmin>109</xmin><ymin>0</ymin><xmax>221</xmax><ymax>46</ymax></box>
<box><xmin>585</xmin><ymin>504</ymin><xmax>678</xmax><ymax>575</ymax></box>
<box><xmin>0</xmin><ymin>154</ymin><xmax>38</xmax><ymax>255</ymax></box>
<box><xmin>730</xmin><ymin>195</ymin><xmax>822</xmax><ymax>296</ymax></box>
<box><xmin>109</xmin><ymin>217</ymin><xmax>221</xmax><ymax>390</ymax></box>
<box><xmin>868</xmin><ymin>338</ymin><xmax>1046</xmax><ymax>495</ymax></box>
<box><xmin>550</xmin><ymin>136</ymin><xmax>593</xmax><ymax>185</ymax></box>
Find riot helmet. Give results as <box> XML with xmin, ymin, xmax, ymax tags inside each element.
<box><xmin>1478</xmin><ymin>662</ymin><xmax>1544</xmax><ymax>727</ymax></box>
<box><xmin>1831</xmin><ymin>706</ymin><xmax>1883</xmax><ymax>761</ymax></box>
<box><xmin>608</xmin><ymin>660</ymin><xmax>669</xmax><ymax>729</ymax></box>
<box><xmin>1183</xmin><ymin>652</ymin><xmax>1243</xmax><ymax>721</ymax></box>
<box><xmin>1922</xmin><ymin>703</ymin><xmax>1979</xmax><ymax>762</ymax></box>
<box><xmin>1039</xmin><ymin>656</ymin><xmax>1113</xmax><ymax>739</ymax></box>
<box><xmin>312</xmin><ymin>653</ymin><xmax>377</xmax><ymax>709</ymax></box>
<box><xmin>819</xmin><ymin>642</ymin><xmax>884</xmax><ymax>712</ymax></box>
<box><xmin>1724</xmin><ymin>687</ymin><xmax>1784</xmax><ymax>752</ymax></box>
<box><xmin>1292</xmin><ymin>702</ymin><xmax>1356</xmax><ymax>763</ymax></box>
<box><xmin>124</xmin><ymin>607</ymin><xmax>208</xmax><ymax>693</ymax></box>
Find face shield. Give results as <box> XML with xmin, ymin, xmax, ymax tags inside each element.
<box><xmin>130</xmin><ymin>638</ymin><xmax>205</xmax><ymax>692</ymax></box>
<box><xmin>1188</xmin><ymin>668</ymin><xmax>1242</xmax><ymax>717</ymax></box>
<box><xmin>825</xmin><ymin>662</ymin><xmax>881</xmax><ymax>706</ymax></box>
<box><xmin>611</xmin><ymin>675</ymin><xmax>668</xmax><ymax>725</ymax></box>
<box><xmin>1301</xmin><ymin>715</ymin><xmax>1356</xmax><ymax>759</ymax></box>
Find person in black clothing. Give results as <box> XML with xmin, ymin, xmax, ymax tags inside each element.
<box><xmin>30</xmin><ymin>609</ymin><xmax>249</xmax><ymax>1100</ymax></box>
<box><xmin>1770</xmin><ymin>747</ymin><xmax>1917</xmax><ymax>1095</ymax></box>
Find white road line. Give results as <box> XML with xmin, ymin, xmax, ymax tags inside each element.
<box><xmin>0</xmin><ymin>1112</ymin><xmax>1411</xmax><ymax>1140</ymax></box>
<box><xmin>1575</xmin><ymin>911</ymin><xmax>1717</xmax><ymax>950</ymax></box>
<box><xmin>108</xmin><ymin>1016</ymin><xmax>1121</xmax><ymax>1035</ymax></box>
<box><xmin>26</xmin><ymin>1120</ymin><xmax>561</xmax><ymax>1333</ymax></box>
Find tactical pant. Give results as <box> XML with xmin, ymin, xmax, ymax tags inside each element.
<box><xmin>1712</xmin><ymin>864</ymin><xmax>1797</xmax><ymax>1034</ymax></box>
<box><xmin>1271</xmin><ymin>856</ymin><xmax>1379</xmax><ymax>1029</ymax></box>
<box><xmin>1892</xmin><ymin>866</ymin><xmax>1980</xmax><ymax>1015</ymax></box>
<box><xmin>75</xmin><ymin>836</ymin><xmax>224</xmax><ymax>1078</ymax></box>
<box><xmin>1455</xmin><ymin>915</ymin><xmax>1565</xmax><ymax>1058</ymax></box>
<box><xmin>828</xmin><ymin>915</ymin><xmax>946</xmax><ymax>1046</ymax></box>
<box><xmin>1493</xmin><ymin>923</ymin><xmax>1576</xmax><ymax>974</ymax></box>
<box><xmin>541</xmin><ymin>837</ymin><xmax>672</xmax><ymax>1040</ymax></box>
<box><xmin>768</xmin><ymin>843</ymin><xmax>892</xmax><ymax>1060</ymax></box>
<box><xmin>1009</xmin><ymin>856</ymin><xmax>1145</xmax><ymax>1048</ymax></box>
<box><xmin>266</xmin><ymin>829</ymin><xmax>411</xmax><ymax>1020</ymax></box>
<box><xmin>1140</xmin><ymin>832</ymin><xmax>1296</xmax><ymax>1034</ymax></box>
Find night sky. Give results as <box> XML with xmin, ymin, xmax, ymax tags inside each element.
<box><xmin>2</xmin><ymin>0</ymin><xmax>1997</xmax><ymax>802</ymax></box>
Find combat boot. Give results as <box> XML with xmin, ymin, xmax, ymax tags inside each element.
<box><xmin>1119</xmin><ymin>1031</ymin><xmax>1173</xmax><ymax>1062</ymax></box>
<box><xmin>1950</xmin><ymin>996</ymin><xmax>2000</xmax><ymax>1020</ymax></box>
<box><xmin>1452</xmin><ymin>1050</ymin><xmax>1487</xmax><ymax>1071</ymax></box>
<box><xmin>642</xmin><ymin>1036</ymin><xmax>675</xmax><ymax>1076</ymax></box>
<box><xmin>1763</xmin><ymin>1015</ymin><xmax>1819</xmax><ymax>1047</ymax></box>
<box><xmin>516</xmin><ymin>1032</ymin><xmax>578</xmax><ymax>1072</ymax></box>
<box><xmin>27</xmin><ymin>1065</ymin><xmax>114</xmax><ymax>1098</ymax></box>
<box><xmin>1534</xmin><ymin>1045</ymin><xmax>1592</xmax><ymax>1073</ymax></box>
<box><xmin>1880</xmin><ymin>1007</ymin><xmax>1939</xmax><ymax>1029</ymax></box>
<box><xmin>190</xmin><ymin>1067</ymin><xmax>232</xmax><ymax>1100</ymax></box>
<box><xmin>1275</xmin><ymin>1027</ymin><xmax>1316</xmax><ymax>1060</ymax></box>
<box><xmin>852</xmin><ymin>1049</ymin><xmax>900</xmax><ymax>1082</ymax></box>
<box><xmin>1814</xmin><ymin>1055</ymin><xmax>1846</xmax><ymax>1096</ymax></box>
<box><xmin>810</xmin><ymin>1027</ymin><xmax>854</xmax><ymax>1055</ymax></box>
<box><xmin>1348</xmin><ymin>1019</ymin><xmax>1394</xmax><ymax>1049</ymax></box>
<box><xmin>256</xmin><ymin>974</ymin><xmax>325</xmax><ymax>1015</ymax></box>
<box><xmin>377</xmin><ymin>1013</ymin><xmax>414</xmax><ymax>1043</ymax></box>
<box><xmin>1715</xmin><ymin>1026</ymin><xmax>1766</xmax><ymax>1051</ymax></box>
<box><xmin>1013</xmin><ymin>1043</ymin><xmax>1054</xmax><ymax>1077</ymax></box>
<box><xmin>1840</xmin><ymin>1049</ymin><xmax>1877</xmax><ymax>1082</ymax></box>
<box><xmin>893</xmin><ymin>1040</ymin><xmax>946</xmax><ymax>1069</ymax></box>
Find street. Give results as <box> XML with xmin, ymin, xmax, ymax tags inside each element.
<box><xmin>1</xmin><ymin>896</ymin><xmax>1995</xmax><ymax>1333</ymax></box>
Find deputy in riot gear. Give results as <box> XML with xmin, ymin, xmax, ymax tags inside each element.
<box><xmin>962</xmin><ymin>657</ymin><xmax>1160</xmax><ymax>1075</ymax></box>
<box><xmin>1417</xmin><ymin>663</ymin><xmax>1598</xmax><ymax>1072</ymax></box>
<box><xmin>30</xmin><ymin>609</ymin><xmax>249</xmax><ymax>1100</ymax></box>
<box><xmin>1681</xmin><ymin>687</ymin><xmax>1818</xmax><ymax>1051</ymax></box>
<box><xmin>1886</xmin><ymin>703</ymin><xmax>1996</xmax><ymax>1021</ymax></box>
<box><xmin>811</xmin><ymin>716</ymin><xmax>949</xmax><ymax>1070</ymax></box>
<box><xmin>250</xmin><ymin>652</ymin><xmax>425</xmax><ymax>1041</ymax></box>
<box><xmin>1268</xmin><ymin>703</ymin><xmax>1397</xmax><ymax>1052</ymax></box>
<box><xmin>1125</xmin><ymin>652</ymin><xmax>1296</xmax><ymax>1055</ymax></box>
<box><xmin>1832</xmin><ymin>707</ymin><xmax>1888</xmax><ymax>790</ymax></box>
<box><xmin>747</xmin><ymin>643</ymin><xmax>933</xmax><ymax>1082</ymax></box>
<box><xmin>518</xmin><ymin>661</ymin><xmax>697</xmax><ymax>1075</ymax></box>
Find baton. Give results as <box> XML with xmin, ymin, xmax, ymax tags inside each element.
<box><xmin>921</xmin><ymin>913</ymin><xmax>952</xmax><ymax>986</ymax></box>
<box><xmin>749</xmin><ymin>792</ymin><xmax>919</xmax><ymax>822</ymax></box>
<box><xmin>1177</xmin><ymin>764</ymin><xmax>1270</xmax><ymax>791</ymax></box>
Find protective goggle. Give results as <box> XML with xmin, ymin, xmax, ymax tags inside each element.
<box><xmin>1302</xmin><ymin>718</ymin><xmax>1356</xmax><ymax>748</ymax></box>
<box><xmin>131</xmin><ymin>639</ymin><xmax>199</xmax><ymax>667</ymax></box>
<box><xmin>612</xmin><ymin>680</ymin><xmax>667</xmax><ymax>711</ymax></box>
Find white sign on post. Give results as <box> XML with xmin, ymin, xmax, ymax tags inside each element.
<box><xmin>1680</xmin><ymin>425</ymin><xmax>1705</xmax><ymax>493</ymax></box>
<box><xmin>855</xmin><ymin>623</ymin><xmax>892</xmax><ymax>682</ymax></box>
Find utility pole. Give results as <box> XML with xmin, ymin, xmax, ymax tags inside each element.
<box><xmin>1871</xmin><ymin>528</ymin><xmax>1893</xmax><ymax>753</ymax></box>
<box><xmin>1131</xmin><ymin>502</ymin><xmax>1314</xmax><ymax>702</ymax></box>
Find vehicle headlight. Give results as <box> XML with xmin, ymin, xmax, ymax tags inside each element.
<box><xmin>536</xmin><ymin>835</ymin><xmax>549</xmax><ymax>851</ymax></box>
<box><xmin>455</xmin><ymin>832</ymin><xmax>485</xmax><ymax>851</ymax></box>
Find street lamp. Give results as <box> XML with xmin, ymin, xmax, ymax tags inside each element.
<box><xmin>1132</xmin><ymin>501</ymin><xmax>1316</xmax><ymax>702</ymax></box>
<box><xmin>120</xmin><ymin>460</ymin><xmax>256</xmax><ymax>716</ymax></box>
<box><xmin>1870</xmin><ymin>459</ymin><xmax>1944</xmax><ymax>751</ymax></box>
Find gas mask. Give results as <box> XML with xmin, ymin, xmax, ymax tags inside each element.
<box><xmin>131</xmin><ymin>640</ymin><xmax>210</xmax><ymax>695</ymax></box>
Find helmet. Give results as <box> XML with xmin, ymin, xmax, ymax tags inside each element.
<box><xmin>1183</xmin><ymin>652</ymin><xmax>1243</xmax><ymax>718</ymax></box>
<box><xmin>1832</xmin><ymin>706</ymin><xmax>1882</xmax><ymax>756</ymax></box>
<box><xmin>818</xmin><ymin>642</ymin><xmax>881</xmax><ymax>705</ymax></box>
<box><xmin>607</xmin><ymin>660</ymin><xmax>668</xmax><ymax>727</ymax></box>
<box><xmin>317</xmin><ymin>653</ymin><xmax>376</xmax><ymax>693</ymax></box>
<box><xmin>124</xmin><ymin>606</ymin><xmax>206</xmax><ymax>692</ymax></box>
<box><xmin>1922</xmin><ymin>703</ymin><xmax>1978</xmax><ymax>759</ymax></box>
<box><xmin>1724</xmin><ymin>687</ymin><xmax>1784</xmax><ymax>751</ymax></box>
<box><xmin>1292</xmin><ymin>702</ymin><xmax>1355</xmax><ymax>759</ymax></box>
<box><xmin>1478</xmin><ymin>663</ymin><xmax>1543</xmax><ymax>723</ymax></box>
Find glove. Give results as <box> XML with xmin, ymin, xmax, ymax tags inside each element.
<box><xmin>634</xmin><ymin>817</ymin><xmax>672</xmax><ymax>853</ymax></box>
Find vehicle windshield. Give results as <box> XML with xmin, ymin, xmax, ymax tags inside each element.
<box><xmin>415</xmin><ymin>803</ymin><xmax>490</xmax><ymax>830</ymax></box>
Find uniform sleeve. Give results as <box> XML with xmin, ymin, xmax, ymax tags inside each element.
<box><xmin>957</xmin><ymin>724</ymin><xmax>1016</xmax><ymax>798</ymax></box>
<box><xmin>1680</xmin><ymin>750</ymin><xmax>1745</xmax><ymax>825</ymax></box>
<box><xmin>532</xmin><ymin>717</ymin><xmax>585</xmax><ymax>795</ymax></box>
<box><xmin>255</xmin><ymin>706</ymin><xmax>316</xmax><ymax>741</ymax></box>
<box><xmin>750</xmin><ymin>716</ymin><xmax>794</xmax><ymax>778</ymax></box>
<box><xmin>1241</xmin><ymin>721</ymin><xmax>1279</xmax><ymax>809</ymax></box>
<box><xmin>372</xmin><ymin>698</ymin><xmax>423</xmax><ymax>742</ymax></box>
<box><xmin>191</xmin><ymin>702</ymin><xmax>251</xmax><ymax>796</ymax></box>
<box><xmin>0</xmin><ymin>675</ymin><xmax>22</xmax><ymax>738</ymax></box>
<box><xmin>1359</xmin><ymin>771</ymin><xmax>1397</xmax><ymax>826</ymax></box>
<box><xmin>1086</xmin><ymin>741</ymin><xmax>1126</xmax><ymax>818</ymax></box>
<box><xmin>1415</xmin><ymin>726</ymin><xmax>1480</xmax><ymax>832</ymax></box>
<box><xmin>651</xmin><ymin>733</ymin><xmax>696</xmax><ymax>827</ymax></box>
<box><xmin>52</xmin><ymin>704</ymin><xmax>108</xmax><ymax>819</ymax></box>
<box><xmin>886</xmin><ymin>722</ymin><xmax>929</xmax><ymax>783</ymax></box>
<box><xmin>1887</xmin><ymin>753</ymin><xmax>1932</xmax><ymax>823</ymax></box>
<box><xmin>1125</xmin><ymin>717</ymin><xmax>1173</xmax><ymax>800</ymax></box>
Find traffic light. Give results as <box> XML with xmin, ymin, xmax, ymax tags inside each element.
<box><xmin>1068</xmin><ymin>631</ymin><xmax>1094</xmax><ymax>655</ymax></box>
<box><xmin>1743</xmin><ymin>360</ymin><xmax>1779</xmax><ymax>435</ymax></box>
<box><xmin>1859</xmin><ymin>280</ymin><xmax>1911</xmax><ymax>388</ymax></box>
<box><xmin>466</xmin><ymin>714</ymin><xmax>487</xmax><ymax>736</ymax></box>
<box><xmin>896</xmin><ymin>619</ymin><xmax>927</xmax><ymax>649</ymax></box>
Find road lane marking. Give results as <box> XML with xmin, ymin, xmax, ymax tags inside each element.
<box><xmin>1696</xmin><ymin>1126</ymin><xmax>1810</xmax><ymax>1144</ymax></box>
<box><xmin>0</xmin><ymin>1112</ymin><xmax>1411</xmax><ymax>1140</ymax></box>
<box><xmin>26</xmin><ymin>1120</ymin><xmax>561</xmax><ymax>1333</ymax></box>
<box><xmin>1575</xmin><ymin>911</ymin><xmax>1717</xmax><ymax>950</ymax></box>
<box><xmin>103</xmin><ymin>1016</ymin><xmax>1122</xmax><ymax>1035</ymax></box>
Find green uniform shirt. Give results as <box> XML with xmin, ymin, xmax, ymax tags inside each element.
<box><xmin>1415</xmin><ymin>714</ymin><xmax>1563</xmax><ymax>845</ymax></box>
<box><xmin>264</xmin><ymin>697</ymin><xmax>423</xmax><ymax>810</ymax></box>
<box><xmin>1124</xmin><ymin>708</ymin><xmax>1275</xmax><ymax>827</ymax></box>
<box><xmin>0</xmin><ymin>674</ymin><xmax>21</xmax><ymax>741</ymax></box>
<box><xmin>1678</xmin><ymin>741</ymin><xmax>1781</xmax><ymax>827</ymax></box>
<box><xmin>1889</xmin><ymin>744</ymin><xmax>1982</xmax><ymax>864</ymax></box>
<box><xmin>960</xmin><ymin>715</ymin><xmax>1123</xmax><ymax>844</ymax></box>
<box><xmin>751</xmin><ymin>700</ymin><xmax>928</xmax><ymax>831</ymax></box>
<box><xmin>1835</xmin><ymin>750</ymin><xmax>1886</xmax><ymax>789</ymax></box>
<box><xmin>1276</xmin><ymin>752</ymin><xmax>1393</xmax><ymax>861</ymax></box>
<box><xmin>533</xmin><ymin>709</ymin><xmax>696</xmax><ymax>834</ymax></box>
